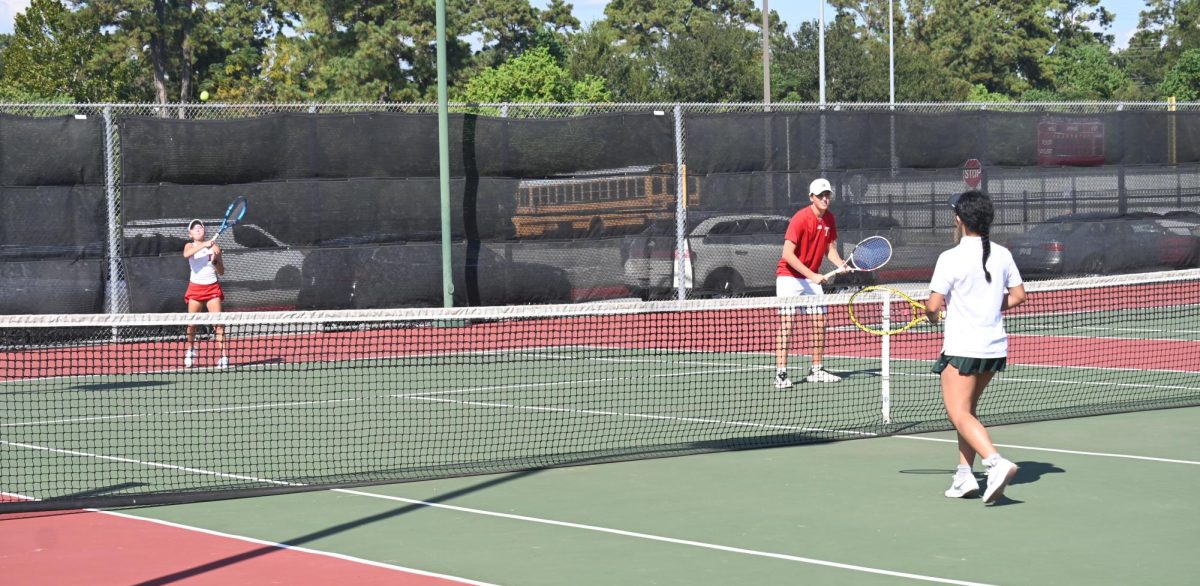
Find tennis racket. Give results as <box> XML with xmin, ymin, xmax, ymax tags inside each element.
<box><xmin>824</xmin><ymin>235</ymin><xmax>892</xmax><ymax>278</ymax></box>
<box><xmin>213</xmin><ymin>196</ymin><xmax>248</xmax><ymax>239</ymax></box>
<box><xmin>847</xmin><ymin>285</ymin><xmax>942</xmax><ymax>335</ymax></box>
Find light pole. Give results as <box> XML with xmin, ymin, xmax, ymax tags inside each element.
<box><xmin>819</xmin><ymin>1</ymin><xmax>825</xmax><ymax>106</ymax></box>
<box><xmin>762</xmin><ymin>0</ymin><xmax>770</xmax><ymax>107</ymax></box>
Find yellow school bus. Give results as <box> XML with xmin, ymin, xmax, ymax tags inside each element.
<box><xmin>513</xmin><ymin>164</ymin><xmax>699</xmax><ymax>238</ymax></box>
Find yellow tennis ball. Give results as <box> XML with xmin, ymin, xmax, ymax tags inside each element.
<box><xmin>200</xmin><ymin>90</ymin><xmax>210</xmax><ymax>101</ymax></box>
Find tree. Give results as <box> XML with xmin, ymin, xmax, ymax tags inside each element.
<box><xmin>656</xmin><ymin>11</ymin><xmax>761</xmax><ymax>102</ymax></box>
<box><xmin>470</xmin><ymin>0</ymin><xmax>542</xmax><ymax>68</ymax></box>
<box><xmin>1159</xmin><ymin>48</ymin><xmax>1200</xmax><ymax>100</ymax></box>
<box><xmin>1043</xmin><ymin>43</ymin><xmax>1133</xmax><ymax>100</ymax></box>
<box><xmin>603</xmin><ymin>0</ymin><xmax>760</xmax><ymax>52</ymax></box>
<box><xmin>769</xmin><ymin>22</ymin><xmax>819</xmax><ymax>102</ymax></box>
<box><xmin>1118</xmin><ymin>0</ymin><xmax>1200</xmax><ymax>97</ymax></box>
<box><xmin>566</xmin><ymin>21</ymin><xmax>661</xmax><ymax>101</ymax></box>
<box><xmin>824</xmin><ymin>11</ymin><xmax>891</xmax><ymax>102</ymax></box>
<box><xmin>540</xmin><ymin>0</ymin><xmax>580</xmax><ymax>33</ymax></box>
<box><xmin>270</xmin><ymin>0</ymin><xmax>474</xmax><ymax>102</ymax></box>
<box><xmin>1</xmin><ymin>0</ymin><xmax>142</xmax><ymax>101</ymax></box>
<box><xmin>462</xmin><ymin>45</ymin><xmax>609</xmax><ymax>103</ymax></box>
<box><xmin>918</xmin><ymin>0</ymin><xmax>1055</xmax><ymax>96</ymax></box>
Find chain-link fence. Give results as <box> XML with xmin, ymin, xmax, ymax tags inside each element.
<box><xmin>1</xmin><ymin>102</ymin><xmax>1198</xmax><ymax>314</ymax></box>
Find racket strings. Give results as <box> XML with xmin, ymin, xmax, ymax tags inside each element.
<box><xmin>849</xmin><ymin>298</ymin><xmax>921</xmax><ymax>331</ymax></box>
<box><xmin>850</xmin><ymin>238</ymin><xmax>892</xmax><ymax>271</ymax></box>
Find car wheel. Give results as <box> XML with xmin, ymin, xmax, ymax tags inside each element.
<box><xmin>705</xmin><ymin>270</ymin><xmax>745</xmax><ymax>298</ymax></box>
<box><xmin>586</xmin><ymin>217</ymin><xmax>604</xmax><ymax>238</ymax></box>
<box><xmin>274</xmin><ymin>266</ymin><xmax>301</xmax><ymax>290</ymax></box>
<box><xmin>1081</xmin><ymin>254</ymin><xmax>1107</xmax><ymax>275</ymax></box>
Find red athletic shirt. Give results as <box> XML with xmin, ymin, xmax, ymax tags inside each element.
<box><xmin>776</xmin><ymin>206</ymin><xmax>838</xmax><ymax>277</ymax></box>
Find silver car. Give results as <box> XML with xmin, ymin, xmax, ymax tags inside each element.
<box><xmin>623</xmin><ymin>214</ymin><xmax>792</xmax><ymax>298</ymax></box>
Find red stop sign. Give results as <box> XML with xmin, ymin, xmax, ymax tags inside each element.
<box><xmin>963</xmin><ymin>159</ymin><xmax>982</xmax><ymax>188</ymax></box>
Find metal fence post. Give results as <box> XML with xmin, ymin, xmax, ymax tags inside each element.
<box><xmin>103</xmin><ymin>105</ymin><xmax>128</xmax><ymax>314</ymax></box>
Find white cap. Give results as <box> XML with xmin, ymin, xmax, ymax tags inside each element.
<box><xmin>188</xmin><ymin>219</ymin><xmax>204</xmax><ymax>230</ymax></box>
<box><xmin>809</xmin><ymin>178</ymin><xmax>832</xmax><ymax>195</ymax></box>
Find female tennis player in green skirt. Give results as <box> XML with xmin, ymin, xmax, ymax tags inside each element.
<box><xmin>925</xmin><ymin>191</ymin><xmax>1027</xmax><ymax>503</ymax></box>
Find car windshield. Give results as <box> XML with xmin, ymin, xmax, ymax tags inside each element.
<box><xmin>1027</xmin><ymin>222</ymin><xmax>1081</xmax><ymax>235</ymax></box>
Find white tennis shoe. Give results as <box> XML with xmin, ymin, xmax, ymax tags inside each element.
<box><xmin>774</xmin><ymin>370</ymin><xmax>794</xmax><ymax>389</ymax></box>
<box><xmin>183</xmin><ymin>348</ymin><xmax>195</xmax><ymax>368</ymax></box>
<box><xmin>983</xmin><ymin>458</ymin><xmax>1019</xmax><ymax>503</ymax></box>
<box><xmin>216</xmin><ymin>356</ymin><xmax>228</xmax><ymax>369</ymax></box>
<box><xmin>945</xmin><ymin>472</ymin><xmax>980</xmax><ymax>498</ymax></box>
<box><xmin>805</xmin><ymin>365</ymin><xmax>842</xmax><ymax>383</ymax></box>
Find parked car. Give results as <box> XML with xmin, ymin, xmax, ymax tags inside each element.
<box><xmin>296</xmin><ymin>238</ymin><xmax>573</xmax><ymax>310</ymax></box>
<box><xmin>122</xmin><ymin>219</ymin><xmax>305</xmax><ymax>312</ymax></box>
<box><xmin>1005</xmin><ymin>212</ymin><xmax>1199</xmax><ymax>276</ymax></box>
<box><xmin>1153</xmin><ymin>212</ymin><xmax>1200</xmax><ymax>268</ymax></box>
<box><xmin>622</xmin><ymin>213</ymin><xmax>872</xmax><ymax>300</ymax></box>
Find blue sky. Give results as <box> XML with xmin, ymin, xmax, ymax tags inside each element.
<box><xmin>0</xmin><ymin>0</ymin><xmax>1154</xmax><ymax>48</ymax></box>
<box><xmin>555</xmin><ymin>0</ymin><xmax>1150</xmax><ymax>49</ymax></box>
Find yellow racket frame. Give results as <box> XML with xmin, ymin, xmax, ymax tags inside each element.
<box><xmin>847</xmin><ymin>285</ymin><xmax>941</xmax><ymax>335</ymax></box>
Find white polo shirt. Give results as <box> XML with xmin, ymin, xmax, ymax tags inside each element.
<box><xmin>928</xmin><ymin>237</ymin><xmax>1022</xmax><ymax>358</ymax></box>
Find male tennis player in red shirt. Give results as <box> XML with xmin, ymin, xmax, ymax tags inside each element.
<box><xmin>775</xmin><ymin>178</ymin><xmax>848</xmax><ymax>388</ymax></box>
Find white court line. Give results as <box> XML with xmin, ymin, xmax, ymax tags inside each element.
<box><xmin>1</xmin><ymin>364</ymin><xmax>764</xmax><ymax>428</ymax></box>
<box><xmin>894</xmin><ymin>435</ymin><xmax>1200</xmax><ymax>466</ymax></box>
<box><xmin>0</xmin><ymin>491</ymin><xmax>495</xmax><ymax>586</ymax></box>
<box><xmin>332</xmin><ymin>488</ymin><xmax>993</xmax><ymax>586</ymax></box>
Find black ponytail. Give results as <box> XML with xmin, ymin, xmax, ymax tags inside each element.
<box><xmin>953</xmin><ymin>191</ymin><xmax>995</xmax><ymax>282</ymax></box>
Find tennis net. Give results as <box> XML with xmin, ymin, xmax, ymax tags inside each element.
<box><xmin>2</xmin><ymin>269</ymin><xmax>1198</xmax><ymax>511</ymax></box>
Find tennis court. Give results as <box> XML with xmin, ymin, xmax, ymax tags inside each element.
<box><xmin>2</xmin><ymin>270</ymin><xmax>1199</xmax><ymax>583</ymax></box>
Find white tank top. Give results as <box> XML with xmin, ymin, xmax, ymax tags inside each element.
<box><xmin>188</xmin><ymin>247</ymin><xmax>219</xmax><ymax>285</ymax></box>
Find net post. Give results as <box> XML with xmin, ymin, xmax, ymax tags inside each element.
<box><xmin>880</xmin><ymin>291</ymin><xmax>892</xmax><ymax>424</ymax></box>
<box><xmin>674</xmin><ymin>104</ymin><xmax>688</xmax><ymax>301</ymax></box>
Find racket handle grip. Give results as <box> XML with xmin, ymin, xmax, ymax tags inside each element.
<box><xmin>822</xmin><ymin>265</ymin><xmax>847</xmax><ymax>279</ymax></box>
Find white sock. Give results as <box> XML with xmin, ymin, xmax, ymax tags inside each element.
<box><xmin>983</xmin><ymin>454</ymin><xmax>1002</xmax><ymax>467</ymax></box>
<box><xmin>956</xmin><ymin>464</ymin><xmax>973</xmax><ymax>476</ymax></box>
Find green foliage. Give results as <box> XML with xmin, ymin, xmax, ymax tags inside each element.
<box><xmin>655</xmin><ymin>11</ymin><xmax>761</xmax><ymax>102</ymax></box>
<box><xmin>968</xmin><ymin>84</ymin><xmax>1014</xmax><ymax>103</ymax></box>
<box><xmin>1043</xmin><ymin>43</ymin><xmax>1132</xmax><ymax>100</ymax></box>
<box><xmin>1020</xmin><ymin>88</ymin><xmax>1061</xmax><ymax>102</ymax></box>
<box><xmin>0</xmin><ymin>0</ymin><xmax>1186</xmax><ymax>104</ymax></box>
<box><xmin>1</xmin><ymin>0</ymin><xmax>141</xmax><ymax>101</ymax></box>
<box><xmin>921</xmin><ymin>0</ymin><xmax>1055</xmax><ymax>96</ymax></box>
<box><xmin>1159</xmin><ymin>48</ymin><xmax>1200</xmax><ymax>101</ymax></box>
<box><xmin>462</xmin><ymin>46</ymin><xmax>610</xmax><ymax>103</ymax></box>
<box><xmin>565</xmin><ymin>21</ymin><xmax>660</xmax><ymax>101</ymax></box>
<box><xmin>603</xmin><ymin>0</ymin><xmax>761</xmax><ymax>52</ymax></box>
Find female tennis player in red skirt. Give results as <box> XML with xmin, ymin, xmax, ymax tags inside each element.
<box><xmin>183</xmin><ymin>219</ymin><xmax>228</xmax><ymax>369</ymax></box>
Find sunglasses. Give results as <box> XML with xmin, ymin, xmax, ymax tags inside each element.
<box><xmin>811</xmin><ymin>192</ymin><xmax>832</xmax><ymax>200</ymax></box>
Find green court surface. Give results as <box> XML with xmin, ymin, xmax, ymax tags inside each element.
<box><xmin>4</xmin><ymin>338</ymin><xmax>1197</xmax><ymax>503</ymax></box>
<box><xmin>112</xmin><ymin>405</ymin><xmax>1200</xmax><ymax>585</ymax></box>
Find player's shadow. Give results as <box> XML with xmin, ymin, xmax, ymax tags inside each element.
<box><xmin>1010</xmin><ymin>460</ymin><xmax>1064</xmax><ymax>486</ymax></box>
<box><xmin>828</xmin><ymin>368</ymin><xmax>882</xmax><ymax>380</ymax></box>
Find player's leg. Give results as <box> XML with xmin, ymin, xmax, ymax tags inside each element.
<box><xmin>803</xmin><ymin>293</ymin><xmax>840</xmax><ymax>382</ymax></box>
<box><xmin>207</xmin><ymin>297</ymin><xmax>228</xmax><ymax>368</ymax></box>
<box><xmin>774</xmin><ymin>277</ymin><xmax>798</xmax><ymax>388</ymax></box>
<box><xmin>184</xmin><ymin>299</ymin><xmax>202</xmax><ymax>367</ymax></box>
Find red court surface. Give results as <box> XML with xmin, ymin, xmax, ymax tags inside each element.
<box><xmin>0</xmin><ymin>507</ymin><xmax>482</xmax><ymax>586</ymax></box>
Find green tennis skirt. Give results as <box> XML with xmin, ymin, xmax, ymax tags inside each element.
<box><xmin>931</xmin><ymin>353</ymin><xmax>1007</xmax><ymax>375</ymax></box>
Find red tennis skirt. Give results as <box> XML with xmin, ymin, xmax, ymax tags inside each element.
<box><xmin>184</xmin><ymin>281</ymin><xmax>225</xmax><ymax>303</ymax></box>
